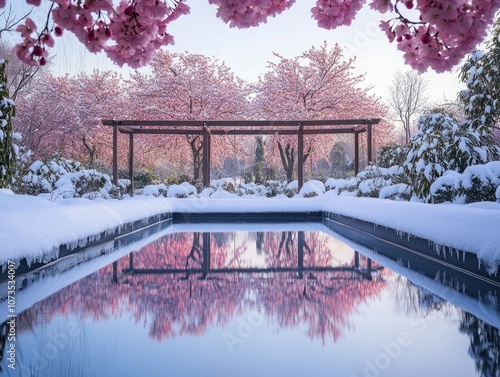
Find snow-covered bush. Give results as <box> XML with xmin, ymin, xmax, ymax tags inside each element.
<box><xmin>264</xmin><ymin>180</ymin><xmax>287</xmax><ymax>197</ymax></box>
<box><xmin>325</xmin><ymin>177</ymin><xmax>358</xmax><ymax>195</ymax></box>
<box><xmin>239</xmin><ymin>182</ymin><xmax>269</xmax><ymax>196</ymax></box>
<box><xmin>283</xmin><ymin>180</ymin><xmax>299</xmax><ymax>198</ymax></box>
<box><xmin>430</xmin><ymin>163</ymin><xmax>500</xmax><ymax>204</ymax></box>
<box><xmin>22</xmin><ymin>158</ymin><xmax>83</xmax><ymax>195</ymax></box>
<box><xmin>324</xmin><ymin>165</ymin><xmax>410</xmax><ymax>200</ymax></box>
<box><xmin>199</xmin><ymin>187</ymin><xmax>215</xmax><ymax>198</ymax></box>
<box><xmin>404</xmin><ymin>112</ymin><xmax>457</xmax><ymax>201</ymax></box>
<box><xmin>377</xmin><ymin>144</ymin><xmax>408</xmax><ymax>168</ymax></box>
<box><xmin>167</xmin><ymin>184</ymin><xmax>189</xmax><ymax>198</ymax></box>
<box><xmin>54</xmin><ymin>170</ymin><xmax>114</xmax><ymax>199</ymax></box>
<box><xmin>143</xmin><ymin>183</ymin><xmax>168</xmax><ymax>197</ymax></box>
<box><xmin>298</xmin><ymin>180</ymin><xmax>325</xmax><ymax>198</ymax></box>
<box><xmin>211</xmin><ymin>186</ymin><xmax>238</xmax><ymax>198</ymax></box>
<box><xmin>19</xmin><ymin>157</ymin><xmax>129</xmax><ymax>199</ymax></box>
<box><xmin>180</xmin><ymin>181</ymin><xmax>197</xmax><ymax>195</ymax></box>
<box><xmin>379</xmin><ymin>183</ymin><xmax>411</xmax><ymax>201</ymax></box>
<box><xmin>460</xmin><ymin>165</ymin><xmax>500</xmax><ymax>203</ymax></box>
<box><xmin>164</xmin><ymin>182</ymin><xmax>197</xmax><ymax>198</ymax></box>
<box><xmin>221</xmin><ymin>181</ymin><xmax>236</xmax><ymax>194</ymax></box>
<box><xmin>356</xmin><ymin>165</ymin><xmax>388</xmax><ymax>198</ymax></box>
<box><xmin>429</xmin><ymin>171</ymin><xmax>462</xmax><ymax>204</ymax></box>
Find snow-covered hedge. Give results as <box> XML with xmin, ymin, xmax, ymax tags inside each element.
<box><xmin>16</xmin><ymin>157</ymin><xmax>500</xmax><ymax>205</ymax></box>
<box><xmin>430</xmin><ymin>161</ymin><xmax>500</xmax><ymax>204</ymax></box>
<box><xmin>21</xmin><ymin>158</ymin><xmax>127</xmax><ymax>199</ymax></box>
<box><xmin>22</xmin><ymin>158</ymin><xmax>83</xmax><ymax>195</ymax></box>
<box><xmin>323</xmin><ymin>165</ymin><xmax>409</xmax><ymax>200</ymax></box>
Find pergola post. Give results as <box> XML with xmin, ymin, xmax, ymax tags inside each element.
<box><xmin>202</xmin><ymin>232</ymin><xmax>211</xmax><ymax>279</ymax></box>
<box><xmin>354</xmin><ymin>131</ymin><xmax>360</xmax><ymax>176</ymax></box>
<box><xmin>297</xmin><ymin>123</ymin><xmax>304</xmax><ymax>191</ymax></box>
<box><xmin>297</xmin><ymin>231</ymin><xmax>304</xmax><ymax>279</ymax></box>
<box><xmin>128</xmin><ymin>132</ymin><xmax>134</xmax><ymax>195</ymax></box>
<box><xmin>202</xmin><ymin>124</ymin><xmax>211</xmax><ymax>187</ymax></box>
<box><xmin>112</xmin><ymin>121</ymin><xmax>118</xmax><ymax>186</ymax></box>
<box><xmin>367</xmin><ymin>122</ymin><xmax>373</xmax><ymax>165</ymax></box>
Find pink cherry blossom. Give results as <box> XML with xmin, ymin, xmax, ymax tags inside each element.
<box><xmin>369</xmin><ymin>0</ymin><xmax>393</xmax><ymax>13</ymax></box>
<box><xmin>208</xmin><ymin>0</ymin><xmax>296</xmax><ymax>28</ymax></box>
<box><xmin>311</xmin><ymin>0</ymin><xmax>365</xmax><ymax>29</ymax></box>
<box><xmin>2</xmin><ymin>0</ymin><xmax>500</xmax><ymax>72</ymax></box>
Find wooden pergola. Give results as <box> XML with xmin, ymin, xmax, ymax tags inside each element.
<box><xmin>102</xmin><ymin>119</ymin><xmax>380</xmax><ymax>192</ymax></box>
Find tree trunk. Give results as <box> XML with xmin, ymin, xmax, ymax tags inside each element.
<box><xmin>278</xmin><ymin>142</ymin><xmax>312</xmax><ymax>183</ymax></box>
<box><xmin>82</xmin><ymin>135</ymin><xmax>96</xmax><ymax>168</ymax></box>
<box><xmin>188</xmin><ymin>136</ymin><xmax>203</xmax><ymax>181</ymax></box>
<box><xmin>278</xmin><ymin>142</ymin><xmax>295</xmax><ymax>183</ymax></box>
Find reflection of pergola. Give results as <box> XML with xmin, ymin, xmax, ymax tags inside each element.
<box><xmin>102</xmin><ymin>119</ymin><xmax>380</xmax><ymax>191</ymax></box>
<box><xmin>112</xmin><ymin>232</ymin><xmax>382</xmax><ymax>282</ymax></box>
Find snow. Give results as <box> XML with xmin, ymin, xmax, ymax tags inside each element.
<box><xmin>461</xmin><ymin>164</ymin><xmax>500</xmax><ymax>188</ymax></box>
<box><xmin>0</xmin><ymin>193</ymin><xmax>173</xmax><ymax>265</ymax></box>
<box><xmin>1</xmin><ymin>188</ymin><xmax>499</xmax><ymax>272</ymax></box>
<box><xmin>298</xmin><ymin>180</ymin><xmax>324</xmax><ymax>197</ymax></box>
<box><xmin>379</xmin><ymin>183</ymin><xmax>410</xmax><ymax>199</ymax></box>
<box><xmin>167</xmin><ymin>184</ymin><xmax>190</xmax><ymax>198</ymax></box>
<box><xmin>143</xmin><ymin>184</ymin><xmax>160</xmax><ymax>196</ymax></box>
<box><xmin>323</xmin><ymin>196</ymin><xmax>500</xmax><ymax>270</ymax></box>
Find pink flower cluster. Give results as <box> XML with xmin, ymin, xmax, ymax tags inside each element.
<box><xmin>14</xmin><ymin>18</ymin><xmax>54</xmax><ymax>66</ymax></box>
<box><xmin>372</xmin><ymin>0</ymin><xmax>500</xmax><ymax>72</ymax></box>
<box><xmin>208</xmin><ymin>0</ymin><xmax>296</xmax><ymax>28</ymax></box>
<box><xmin>3</xmin><ymin>0</ymin><xmax>500</xmax><ymax>72</ymax></box>
<box><xmin>311</xmin><ymin>0</ymin><xmax>365</xmax><ymax>29</ymax></box>
<box><xmin>11</xmin><ymin>0</ymin><xmax>190</xmax><ymax>68</ymax></box>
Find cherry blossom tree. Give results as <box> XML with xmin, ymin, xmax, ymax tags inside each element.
<box><xmin>2</xmin><ymin>1</ymin><xmax>499</xmax><ymax>73</ymax></box>
<box><xmin>126</xmin><ymin>50</ymin><xmax>249</xmax><ymax>181</ymax></box>
<box><xmin>253</xmin><ymin>42</ymin><xmax>393</xmax><ymax>182</ymax></box>
<box><xmin>14</xmin><ymin>70</ymin><xmax>127</xmax><ymax>166</ymax></box>
<box><xmin>13</xmin><ymin>74</ymin><xmax>75</xmax><ymax>159</ymax></box>
<box><xmin>68</xmin><ymin>70</ymin><xmax>128</xmax><ymax>167</ymax></box>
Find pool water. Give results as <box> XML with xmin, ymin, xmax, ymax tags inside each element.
<box><xmin>1</xmin><ymin>226</ymin><xmax>499</xmax><ymax>377</ymax></box>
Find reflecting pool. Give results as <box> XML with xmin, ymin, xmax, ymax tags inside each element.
<box><xmin>1</xmin><ymin>225</ymin><xmax>499</xmax><ymax>377</ymax></box>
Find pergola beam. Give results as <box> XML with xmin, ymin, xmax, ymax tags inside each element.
<box><xmin>102</xmin><ymin>118</ymin><xmax>380</xmax><ymax>128</ymax></box>
<box><xmin>118</xmin><ymin>127</ymin><xmax>364</xmax><ymax>136</ymax></box>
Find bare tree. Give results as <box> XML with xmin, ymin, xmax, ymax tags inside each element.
<box><xmin>0</xmin><ymin>40</ymin><xmax>41</xmax><ymax>100</ymax></box>
<box><xmin>1</xmin><ymin>6</ymin><xmax>41</xmax><ymax>101</ymax></box>
<box><xmin>388</xmin><ymin>70</ymin><xmax>428</xmax><ymax>144</ymax></box>
<box><xmin>0</xmin><ymin>5</ymin><xmax>32</xmax><ymax>37</ymax></box>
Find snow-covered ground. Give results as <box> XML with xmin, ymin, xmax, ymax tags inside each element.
<box><xmin>1</xmin><ymin>188</ymin><xmax>499</xmax><ymax>270</ymax></box>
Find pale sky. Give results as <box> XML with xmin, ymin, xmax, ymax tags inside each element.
<box><xmin>5</xmin><ymin>1</ymin><xmax>465</xmax><ymax>106</ymax></box>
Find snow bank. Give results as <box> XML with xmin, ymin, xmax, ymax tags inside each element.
<box><xmin>323</xmin><ymin>196</ymin><xmax>500</xmax><ymax>269</ymax></box>
<box><xmin>0</xmin><ymin>193</ymin><xmax>173</xmax><ymax>265</ymax></box>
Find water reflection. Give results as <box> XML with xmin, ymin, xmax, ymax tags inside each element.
<box><xmin>391</xmin><ymin>276</ymin><xmax>500</xmax><ymax>377</ymax></box>
<box><xmin>107</xmin><ymin>231</ymin><xmax>385</xmax><ymax>342</ymax></box>
<box><xmin>1</xmin><ymin>230</ymin><xmax>499</xmax><ymax>377</ymax></box>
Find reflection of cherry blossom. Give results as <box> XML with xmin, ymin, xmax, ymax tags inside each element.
<box><xmin>16</xmin><ymin>231</ymin><xmax>386</xmax><ymax>344</ymax></box>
